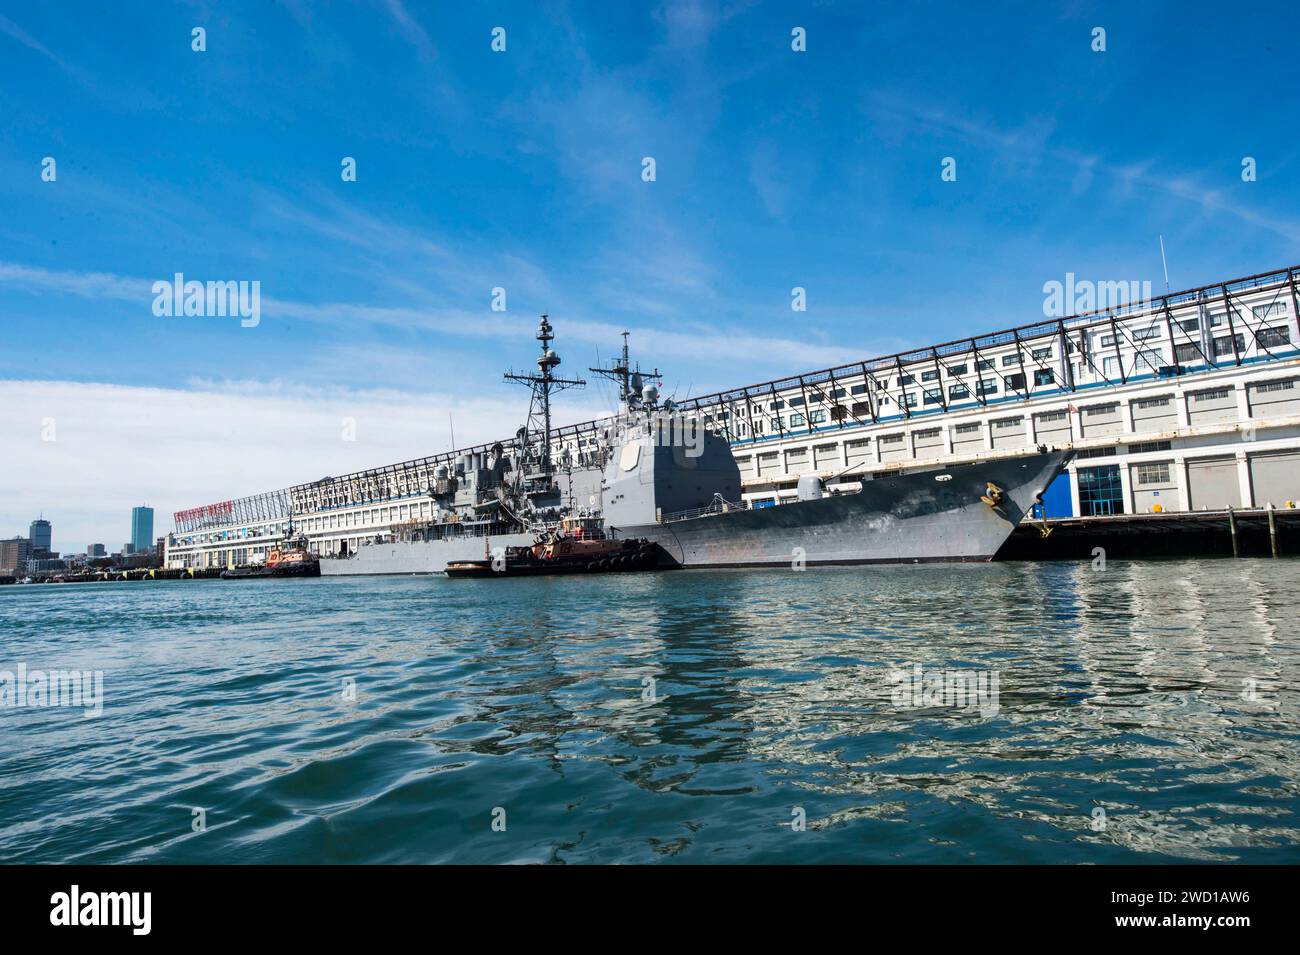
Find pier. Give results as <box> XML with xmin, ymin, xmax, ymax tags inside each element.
<box><xmin>0</xmin><ymin>567</ymin><xmax>224</xmax><ymax>585</ymax></box>
<box><xmin>999</xmin><ymin>506</ymin><xmax>1299</xmax><ymax>560</ymax></box>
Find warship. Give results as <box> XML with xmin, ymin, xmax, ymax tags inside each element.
<box><xmin>320</xmin><ymin>315</ymin><xmax>599</xmax><ymax>576</ymax></box>
<box><xmin>321</xmin><ymin>316</ymin><xmax>1070</xmax><ymax>575</ymax></box>
<box><xmin>595</xmin><ymin>353</ymin><xmax>1069</xmax><ymax>567</ymax></box>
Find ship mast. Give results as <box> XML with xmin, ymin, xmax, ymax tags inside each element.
<box><xmin>589</xmin><ymin>331</ymin><xmax>660</xmax><ymax>410</ymax></box>
<box><xmin>505</xmin><ymin>315</ymin><xmax>585</xmax><ymax>487</ymax></box>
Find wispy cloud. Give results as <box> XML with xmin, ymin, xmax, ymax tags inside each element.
<box><xmin>380</xmin><ymin>0</ymin><xmax>436</xmax><ymax>60</ymax></box>
<box><xmin>0</xmin><ymin>12</ymin><xmax>69</xmax><ymax>70</ymax></box>
<box><xmin>0</xmin><ymin>260</ymin><xmax>869</xmax><ymax>381</ymax></box>
<box><xmin>0</xmin><ymin>376</ymin><xmax>609</xmax><ymax>549</ymax></box>
<box><xmin>863</xmin><ymin>91</ymin><xmax>1300</xmax><ymax>243</ymax></box>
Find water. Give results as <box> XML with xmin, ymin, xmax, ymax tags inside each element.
<box><xmin>2</xmin><ymin>560</ymin><xmax>1298</xmax><ymax>864</ymax></box>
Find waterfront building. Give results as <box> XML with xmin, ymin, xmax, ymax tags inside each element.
<box><xmin>165</xmin><ymin>264</ymin><xmax>1300</xmax><ymax>569</ymax></box>
<box><xmin>25</xmin><ymin>557</ymin><xmax>69</xmax><ymax>573</ymax></box>
<box><xmin>130</xmin><ymin>506</ymin><xmax>155</xmax><ymax>553</ymax></box>
<box><xmin>89</xmin><ymin>544</ymin><xmax>106</xmax><ymax>558</ymax></box>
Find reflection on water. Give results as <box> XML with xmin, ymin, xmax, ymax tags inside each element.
<box><xmin>1</xmin><ymin>559</ymin><xmax>1298</xmax><ymax>863</ymax></box>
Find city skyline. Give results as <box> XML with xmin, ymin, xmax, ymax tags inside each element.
<box><xmin>3</xmin><ymin>509</ymin><xmax>156</xmax><ymax>559</ymax></box>
<box><xmin>2</xmin><ymin>1</ymin><xmax>1298</xmax><ymax>548</ymax></box>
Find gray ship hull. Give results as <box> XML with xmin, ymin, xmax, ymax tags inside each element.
<box><xmin>319</xmin><ymin>532</ymin><xmax>535</xmax><ymax>576</ymax></box>
<box><xmin>616</xmin><ymin>450</ymin><xmax>1069</xmax><ymax>568</ymax></box>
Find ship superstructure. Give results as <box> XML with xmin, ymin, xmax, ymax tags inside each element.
<box><xmin>312</xmin><ymin>316</ymin><xmax>603</xmax><ymax>575</ymax></box>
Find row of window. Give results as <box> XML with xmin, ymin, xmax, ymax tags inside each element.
<box><xmin>726</xmin><ymin>321</ymin><xmax>1293</xmax><ymax>432</ymax></box>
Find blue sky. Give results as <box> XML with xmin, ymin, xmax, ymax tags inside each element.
<box><xmin>2</xmin><ymin>0</ymin><xmax>1299</xmax><ymax>549</ymax></box>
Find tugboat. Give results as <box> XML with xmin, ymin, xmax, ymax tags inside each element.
<box><xmin>221</xmin><ymin>529</ymin><xmax>320</xmax><ymax>579</ymax></box>
<box><xmin>445</xmin><ymin>516</ymin><xmax>661</xmax><ymax>578</ymax></box>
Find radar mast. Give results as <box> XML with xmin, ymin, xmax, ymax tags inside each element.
<box><xmin>504</xmin><ymin>315</ymin><xmax>585</xmax><ymax>487</ymax></box>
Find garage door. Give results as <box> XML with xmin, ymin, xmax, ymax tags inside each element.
<box><xmin>1187</xmin><ymin>457</ymin><xmax>1242</xmax><ymax>510</ymax></box>
<box><xmin>1249</xmin><ymin>450</ymin><xmax>1300</xmax><ymax>506</ymax></box>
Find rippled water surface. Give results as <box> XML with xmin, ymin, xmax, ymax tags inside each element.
<box><xmin>2</xmin><ymin>560</ymin><xmax>1299</xmax><ymax>864</ymax></box>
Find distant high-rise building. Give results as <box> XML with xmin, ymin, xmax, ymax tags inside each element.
<box><xmin>130</xmin><ymin>506</ymin><xmax>154</xmax><ymax>553</ymax></box>
<box><xmin>29</xmin><ymin>518</ymin><xmax>52</xmax><ymax>555</ymax></box>
<box><xmin>89</xmin><ymin>543</ymin><xmax>106</xmax><ymax>558</ymax></box>
<box><xmin>1</xmin><ymin>537</ymin><xmax>31</xmax><ymax>574</ymax></box>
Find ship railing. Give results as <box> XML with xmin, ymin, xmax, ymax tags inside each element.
<box><xmin>660</xmin><ymin>497</ymin><xmax>751</xmax><ymax>523</ymax></box>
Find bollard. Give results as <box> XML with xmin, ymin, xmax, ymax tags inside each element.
<box><xmin>1268</xmin><ymin>503</ymin><xmax>1279</xmax><ymax>557</ymax></box>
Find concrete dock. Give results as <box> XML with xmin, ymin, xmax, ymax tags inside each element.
<box><xmin>999</xmin><ymin>506</ymin><xmax>1298</xmax><ymax>560</ymax></box>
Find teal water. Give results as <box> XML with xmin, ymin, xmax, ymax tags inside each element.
<box><xmin>2</xmin><ymin>560</ymin><xmax>1298</xmax><ymax>864</ymax></box>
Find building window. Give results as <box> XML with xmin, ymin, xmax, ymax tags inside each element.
<box><xmin>1178</xmin><ymin>318</ymin><xmax>1200</xmax><ymax>333</ymax></box>
<box><xmin>851</xmin><ymin>401</ymin><xmax>871</xmax><ymax>416</ymax></box>
<box><xmin>994</xmin><ymin>416</ymin><xmax>1023</xmax><ymax>430</ymax></box>
<box><xmin>949</xmin><ymin>383</ymin><xmax>970</xmax><ymax>400</ymax></box>
<box><xmin>1252</xmin><ymin>379</ymin><xmax>1295</xmax><ymax>394</ymax></box>
<box><xmin>1002</xmin><ymin>354</ymin><xmax>1020</xmax><ymax>367</ymax></box>
<box><xmin>770</xmin><ymin>417</ymin><xmax>784</xmax><ymax>430</ymax></box>
<box><xmin>831</xmin><ymin>405</ymin><xmax>847</xmax><ymax>421</ymax></box>
<box><xmin>1075</xmin><ymin>446</ymin><xmax>1114</xmax><ymax>458</ymax></box>
<box><xmin>977</xmin><ymin>378</ymin><xmax>998</xmax><ymax>395</ymax></box>
<box><xmin>977</xmin><ymin>359</ymin><xmax>993</xmax><ymax>370</ymax></box>
<box><xmin>1031</xmin><ymin>347</ymin><xmax>1052</xmax><ymax>361</ymax></box>
<box><xmin>955</xmin><ymin>422</ymin><xmax>981</xmax><ymax>435</ymax></box>
<box><xmin>1037</xmin><ymin>410</ymin><xmax>1067</xmax><ymax>423</ymax></box>
<box><xmin>1191</xmin><ymin>387</ymin><xmax>1232</xmax><ymax>402</ymax></box>
<box><xmin>1078</xmin><ymin>464</ymin><xmax>1125</xmax><ymax>516</ymax></box>
<box><xmin>809</xmin><ymin>409</ymin><xmax>827</xmax><ymax>424</ymax></box>
<box><xmin>1099</xmin><ymin>334</ymin><xmax>1118</xmax><ymax>347</ymax></box>
<box><xmin>1256</xmin><ymin>326</ymin><xmax>1291</xmax><ymax>348</ymax></box>
<box><xmin>1129</xmin><ymin>440</ymin><xmax>1172</xmax><ymax>454</ymax></box>
<box><xmin>769</xmin><ymin>400</ymin><xmax>785</xmax><ymax>410</ymax></box>
<box><xmin>1212</xmin><ymin>334</ymin><xmax>1245</xmax><ymax>357</ymax></box>
<box><xmin>1252</xmin><ymin>302</ymin><xmax>1287</xmax><ymax>319</ymax></box>
<box><xmin>830</xmin><ymin>387</ymin><xmax>846</xmax><ymax>397</ymax></box>
<box><xmin>1175</xmin><ymin>342</ymin><xmax>1205</xmax><ymax>364</ymax></box>
<box><xmin>1034</xmin><ymin>369</ymin><xmax>1055</xmax><ymax>386</ymax></box>
<box><xmin>1103</xmin><ymin>356</ymin><xmax>1121</xmax><ymax>379</ymax></box>
<box><xmin>902</xmin><ymin>393</ymin><xmax>917</xmax><ymax>408</ymax></box>
<box><xmin>1134</xmin><ymin>463</ymin><xmax>1171</xmax><ymax>486</ymax></box>
<box><xmin>922</xmin><ymin>388</ymin><xmax>943</xmax><ymax>405</ymax></box>
<box><xmin>1134</xmin><ymin>349</ymin><xmax>1162</xmax><ymax>373</ymax></box>
<box><xmin>1005</xmin><ymin>372</ymin><xmax>1026</xmax><ymax>391</ymax></box>
<box><xmin>790</xmin><ymin>396</ymin><xmax>805</xmax><ymax>406</ymax></box>
<box><xmin>1132</xmin><ymin>326</ymin><xmax>1161</xmax><ymax>341</ymax></box>
<box><xmin>948</xmin><ymin>363</ymin><xmax>968</xmax><ymax>375</ymax></box>
<box><xmin>899</xmin><ymin>375</ymin><xmax>915</xmax><ymax>386</ymax></box>
<box><xmin>850</xmin><ymin>383</ymin><xmax>868</xmax><ymax>395</ymax></box>
<box><xmin>790</xmin><ymin>413</ymin><xmax>806</xmax><ymax>427</ymax></box>
<box><xmin>1084</xmin><ymin>403</ymin><xmax>1119</xmax><ymax>417</ymax></box>
<box><xmin>922</xmin><ymin>370</ymin><xmax>939</xmax><ymax>382</ymax></box>
<box><xmin>1133</xmin><ymin>396</ymin><xmax>1170</xmax><ymax>409</ymax></box>
<box><xmin>880</xmin><ymin>433</ymin><xmax>904</xmax><ymax>445</ymax></box>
